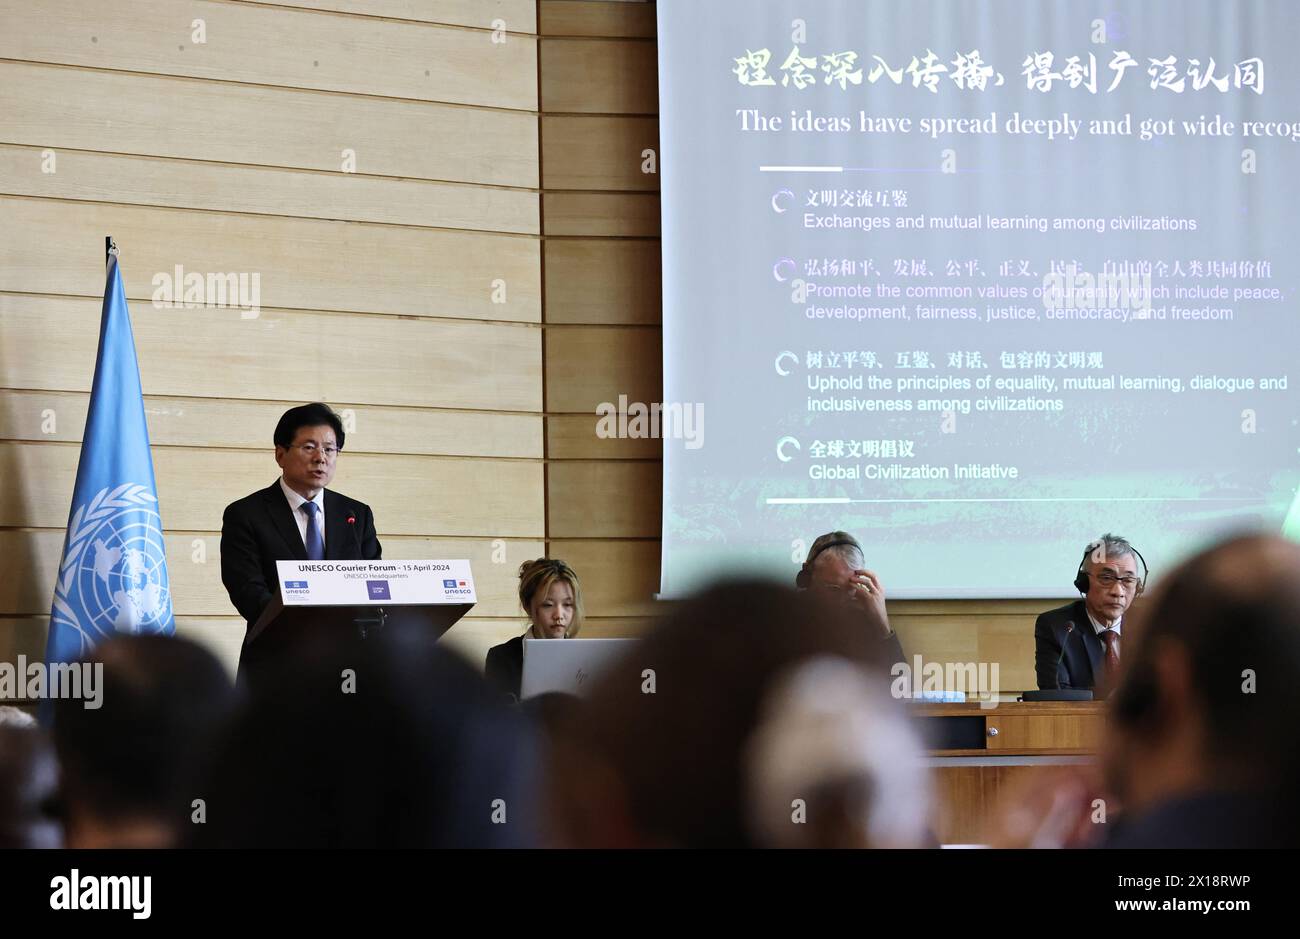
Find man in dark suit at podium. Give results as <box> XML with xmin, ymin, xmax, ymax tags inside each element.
<box><xmin>221</xmin><ymin>403</ymin><xmax>381</xmax><ymax>676</ymax></box>
<box><xmin>1034</xmin><ymin>534</ymin><xmax>1147</xmax><ymax>693</ymax></box>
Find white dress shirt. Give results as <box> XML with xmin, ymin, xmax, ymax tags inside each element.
<box><xmin>1085</xmin><ymin>608</ymin><xmax>1121</xmax><ymax>657</ymax></box>
<box><xmin>279</xmin><ymin>477</ymin><xmax>325</xmax><ymax>552</ymax></box>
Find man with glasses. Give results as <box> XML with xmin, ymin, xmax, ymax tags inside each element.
<box><xmin>221</xmin><ymin>403</ymin><xmax>381</xmax><ymax>675</ymax></box>
<box><xmin>1034</xmin><ymin>534</ymin><xmax>1146</xmax><ymax>693</ymax></box>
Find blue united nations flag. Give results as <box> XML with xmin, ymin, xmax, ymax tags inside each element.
<box><xmin>46</xmin><ymin>246</ymin><xmax>174</xmax><ymax>671</ymax></box>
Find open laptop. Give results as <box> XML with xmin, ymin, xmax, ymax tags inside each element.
<box><xmin>520</xmin><ymin>638</ymin><xmax>638</xmax><ymax>699</ymax></box>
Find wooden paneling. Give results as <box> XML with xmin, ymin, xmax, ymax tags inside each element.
<box><xmin>0</xmin><ymin>441</ymin><xmax>545</xmax><ymax>537</ymax></box>
<box><xmin>539</xmin><ymin>1</ymin><xmax>656</xmax><ymax>39</ymax></box>
<box><xmin>547</xmin><ymin>414</ymin><xmax>662</xmax><ymax>460</ymax></box>
<box><xmin>890</xmin><ymin>614</ymin><xmax>1037</xmax><ymax>692</ymax></box>
<box><xmin>540</xmin><ymin>39</ymin><xmax>658</xmax><ymax>114</ymax></box>
<box><xmin>538</xmin><ymin>3</ymin><xmax>664</xmax><ymax>624</ymax></box>
<box><xmin>0</xmin><ymin>389</ymin><xmax>542</xmax><ymax>460</ymax></box>
<box><xmin>542</xmin><ymin>116</ymin><xmax>659</xmax><ymax>191</ymax></box>
<box><xmin>547</xmin><ymin>462</ymin><xmax>661</xmax><ymax>538</ymax></box>
<box><xmin>0</xmin><ymin>145</ymin><xmax>538</xmax><ymax>235</ymax></box>
<box><xmin>0</xmin><ymin>619</ymin><xmax>48</xmax><ymax>667</ymax></box>
<box><xmin>542</xmin><ymin>192</ymin><xmax>660</xmax><ymax>237</ymax></box>
<box><xmin>0</xmin><ymin>198</ymin><xmax>540</xmax><ymax>322</ymax></box>
<box><xmin>545</xmin><ymin>326</ymin><xmax>661</xmax><ymax>413</ymax></box>
<box><xmin>0</xmin><ymin>529</ymin><xmax>543</xmax><ymax>619</ymax></box>
<box><xmin>544</xmin><ymin>240</ymin><xmax>660</xmax><ymax>324</ymax></box>
<box><xmin>985</xmin><ymin>712</ymin><xmax>1103</xmax><ymax>753</ymax></box>
<box><xmin>548</xmin><ymin>539</ymin><xmax>660</xmax><ymax>616</ymax></box>
<box><xmin>576</xmin><ymin>617</ymin><xmax>659</xmax><ymax>639</ymax></box>
<box><xmin>932</xmin><ymin>764</ymin><xmax>1046</xmax><ymax>844</ymax></box>
<box><xmin>0</xmin><ymin>295</ymin><xmax>541</xmax><ymax>412</ymax></box>
<box><xmin>0</xmin><ymin>0</ymin><xmax>537</xmax><ymax>110</ymax></box>
<box><xmin>0</xmin><ymin>62</ymin><xmax>538</xmax><ymax>188</ymax></box>
<box><xmin>242</xmin><ymin>0</ymin><xmax>536</xmax><ymax>32</ymax></box>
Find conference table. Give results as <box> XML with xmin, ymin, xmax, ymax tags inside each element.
<box><xmin>915</xmin><ymin>700</ymin><xmax>1106</xmax><ymax>844</ymax></box>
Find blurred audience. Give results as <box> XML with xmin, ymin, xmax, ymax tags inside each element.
<box><xmin>486</xmin><ymin>558</ymin><xmax>584</xmax><ymax>701</ymax></box>
<box><xmin>52</xmin><ymin>634</ymin><xmax>235</xmax><ymax>848</ymax></box>
<box><xmin>746</xmin><ymin>656</ymin><xmax>931</xmax><ymax>848</ymax></box>
<box><xmin>0</xmin><ymin>723</ymin><xmax>60</xmax><ymax>848</ymax></box>
<box><xmin>1100</xmin><ymin>533</ymin><xmax>1300</xmax><ymax>847</ymax></box>
<box><xmin>193</xmin><ymin>622</ymin><xmax>540</xmax><ymax>848</ymax></box>
<box><xmin>548</xmin><ymin>579</ymin><xmax>925</xmax><ymax>847</ymax></box>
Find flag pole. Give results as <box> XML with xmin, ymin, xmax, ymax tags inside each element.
<box><xmin>105</xmin><ymin>235</ymin><xmax>117</xmax><ymax>266</ymax></box>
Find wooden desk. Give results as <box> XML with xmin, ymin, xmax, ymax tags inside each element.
<box><xmin>914</xmin><ymin>701</ymin><xmax>1106</xmax><ymax>843</ymax></box>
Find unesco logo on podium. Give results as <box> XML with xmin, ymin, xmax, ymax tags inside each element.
<box><xmin>366</xmin><ymin>580</ymin><xmax>391</xmax><ymax>600</ymax></box>
<box><xmin>441</xmin><ymin>577</ymin><xmax>471</xmax><ymax>597</ymax></box>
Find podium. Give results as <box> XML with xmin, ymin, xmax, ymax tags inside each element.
<box><xmin>916</xmin><ymin>700</ymin><xmax>1106</xmax><ymax>843</ymax></box>
<box><xmin>240</xmin><ymin>559</ymin><xmax>477</xmax><ymax>683</ymax></box>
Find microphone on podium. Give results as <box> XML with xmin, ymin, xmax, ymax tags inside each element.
<box><xmin>346</xmin><ymin>513</ymin><xmax>363</xmax><ymax>557</ymax></box>
<box><xmin>1054</xmin><ymin>621</ymin><xmax>1075</xmax><ymax>690</ymax></box>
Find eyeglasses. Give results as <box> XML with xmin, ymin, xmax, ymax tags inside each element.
<box><xmin>291</xmin><ymin>443</ymin><xmax>339</xmax><ymax>459</ymax></box>
<box><xmin>1095</xmin><ymin>572</ymin><xmax>1140</xmax><ymax>590</ymax></box>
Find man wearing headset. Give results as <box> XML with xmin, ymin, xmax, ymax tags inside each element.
<box><xmin>796</xmin><ymin>531</ymin><xmax>906</xmax><ymax>669</ymax></box>
<box><xmin>1034</xmin><ymin>533</ymin><xmax>1148</xmax><ymax>692</ymax></box>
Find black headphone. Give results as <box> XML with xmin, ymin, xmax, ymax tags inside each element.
<box><xmin>795</xmin><ymin>537</ymin><xmax>861</xmax><ymax>589</ymax></box>
<box><xmin>1073</xmin><ymin>537</ymin><xmax>1149</xmax><ymax>596</ymax></box>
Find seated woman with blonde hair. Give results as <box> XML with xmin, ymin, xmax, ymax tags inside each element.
<box><xmin>485</xmin><ymin>558</ymin><xmax>584</xmax><ymax>701</ymax></box>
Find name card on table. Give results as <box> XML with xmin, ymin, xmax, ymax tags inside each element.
<box><xmin>275</xmin><ymin>559</ymin><xmax>476</xmax><ymax>606</ymax></box>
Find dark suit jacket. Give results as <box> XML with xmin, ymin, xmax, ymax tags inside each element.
<box><xmin>881</xmin><ymin>630</ymin><xmax>906</xmax><ymax>673</ymax></box>
<box><xmin>220</xmin><ymin>480</ymin><xmax>382</xmax><ymax>636</ymax></box>
<box><xmin>485</xmin><ymin>634</ymin><xmax>524</xmax><ymax>701</ymax></box>
<box><xmin>1034</xmin><ymin>599</ymin><xmax>1106</xmax><ymax>690</ymax></box>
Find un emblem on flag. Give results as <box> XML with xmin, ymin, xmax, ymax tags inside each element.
<box><xmin>51</xmin><ymin>484</ymin><xmax>174</xmax><ymax>647</ymax></box>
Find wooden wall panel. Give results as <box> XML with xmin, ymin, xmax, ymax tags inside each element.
<box><xmin>0</xmin><ymin>145</ymin><xmax>539</xmax><ymax>235</ymax></box>
<box><xmin>241</xmin><ymin>0</ymin><xmax>537</xmax><ymax>32</ymax></box>
<box><xmin>540</xmin><ymin>39</ymin><xmax>658</xmax><ymax>114</ymax></box>
<box><xmin>539</xmin><ymin>1</ymin><xmax>656</xmax><ymax>39</ymax></box>
<box><xmin>0</xmin><ymin>198</ymin><xmax>541</xmax><ymax>322</ymax></box>
<box><xmin>548</xmin><ymin>539</ymin><xmax>660</xmax><ymax>617</ymax></box>
<box><xmin>542</xmin><ymin>192</ymin><xmax>660</xmax><ymax>236</ymax></box>
<box><xmin>0</xmin><ymin>389</ymin><xmax>542</xmax><ymax>460</ymax></box>
<box><xmin>542</xmin><ymin>116</ymin><xmax>659</xmax><ymax>190</ymax></box>
<box><xmin>544</xmin><ymin>239</ymin><xmax>660</xmax><ymax>324</ymax></box>
<box><xmin>0</xmin><ymin>295</ymin><xmax>541</xmax><ymax>413</ymax></box>
<box><xmin>547</xmin><ymin>462</ymin><xmax>661</xmax><ymax>538</ymax></box>
<box><xmin>0</xmin><ymin>0</ymin><xmax>537</xmax><ymax>110</ymax></box>
<box><xmin>0</xmin><ymin>62</ymin><xmax>538</xmax><ymax>188</ymax></box>
<box><xmin>546</xmin><ymin>414</ymin><xmax>661</xmax><ymax>460</ymax></box>
<box><xmin>545</xmin><ymin>326</ymin><xmax>661</xmax><ymax>414</ymax></box>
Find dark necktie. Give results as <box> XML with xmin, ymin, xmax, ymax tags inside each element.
<box><xmin>1100</xmin><ymin>628</ymin><xmax>1120</xmax><ymax>680</ymax></box>
<box><xmin>301</xmin><ymin>501</ymin><xmax>324</xmax><ymax>561</ymax></box>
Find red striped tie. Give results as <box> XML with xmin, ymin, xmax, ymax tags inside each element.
<box><xmin>1100</xmin><ymin>628</ymin><xmax>1121</xmax><ymax>682</ymax></box>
